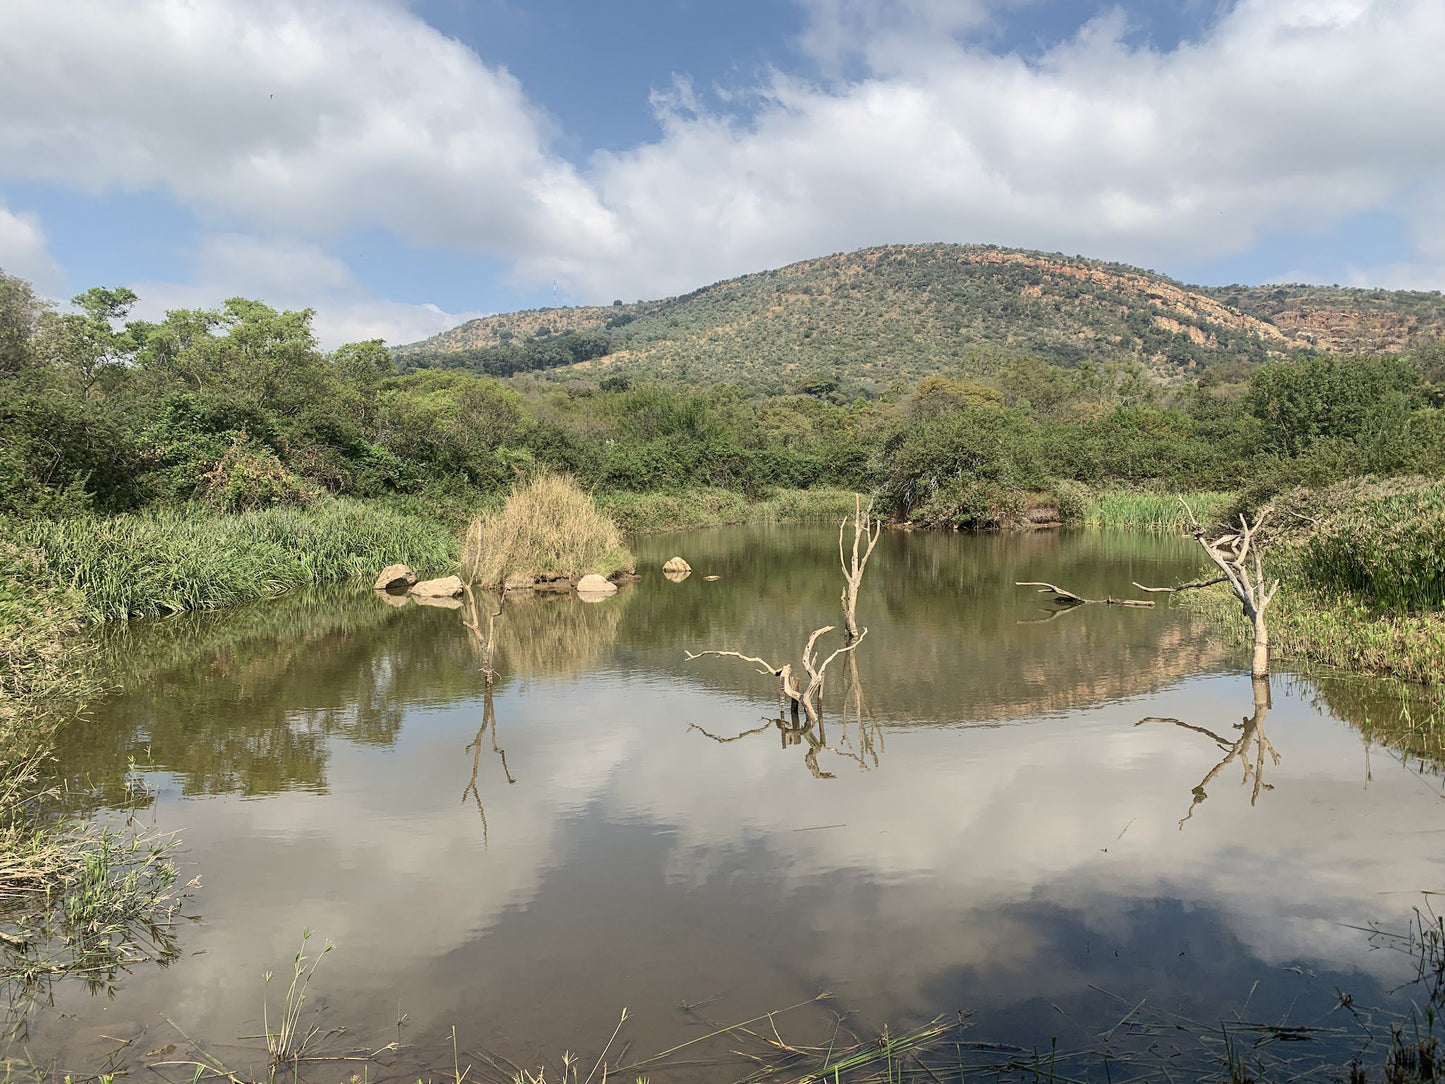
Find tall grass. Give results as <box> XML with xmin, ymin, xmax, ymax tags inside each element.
<box><xmin>463</xmin><ymin>475</ymin><xmax>633</xmax><ymax>588</ymax></box>
<box><xmin>7</xmin><ymin>499</ymin><xmax>457</xmax><ymax>621</ymax></box>
<box><xmin>1083</xmin><ymin>488</ymin><xmax>1235</xmax><ymax>532</ymax></box>
<box><xmin>597</xmin><ymin>487</ymin><xmax>859</xmax><ymax>534</ymax></box>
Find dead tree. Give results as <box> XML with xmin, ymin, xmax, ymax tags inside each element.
<box><xmin>1137</xmin><ymin>676</ymin><xmax>1276</xmax><ymax>829</ymax></box>
<box><xmin>839</xmin><ymin>495</ymin><xmax>882</xmax><ymax>642</ymax></box>
<box><xmin>686</xmin><ymin>625</ymin><xmax>867</xmax><ymax>728</ymax></box>
<box><xmin>1136</xmin><ymin>500</ymin><xmax>1279</xmax><ymax>678</ymax></box>
<box><xmin>461</xmin><ymin>586</ymin><xmax>506</xmax><ymax>687</ymax></box>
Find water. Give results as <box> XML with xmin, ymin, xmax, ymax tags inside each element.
<box><xmin>29</xmin><ymin>525</ymin><xmax>1445</xmax><ymax>1079</ymax></box>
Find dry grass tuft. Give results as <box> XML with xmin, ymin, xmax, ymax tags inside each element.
<box><xmin>462</xmin><ymin>475</ymin><xmax>633</xmax><ymax>589</ymax></box>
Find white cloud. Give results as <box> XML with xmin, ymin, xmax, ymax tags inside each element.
<box><xmin>542</xmin><ymin>0</ymin><xmax>1445</xmax><ymax>300</ymax></box>
<box><xmin>131</xmin><ymin>234</ymin><xmax>484</xmax><ymax>348</ymax></box>
<box><xmin>3</xmin><ymin>0</ymin><xmax>1445</xmax><ymax>325</ymax></box>
<box><xmin>0</xmin><ymin>200</ymin><xmax>63</xmax><ymax>294</ymax></box>
<box><xmin>0</xmin><ymin>0</ymin><xmax>621</xmax><ymax>259</ymax></box>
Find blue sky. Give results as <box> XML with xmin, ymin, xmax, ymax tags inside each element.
<box><xmin>1</xmin><ymin>0</ymin><xmax>1442</xmax><ymax>347</ymax></box>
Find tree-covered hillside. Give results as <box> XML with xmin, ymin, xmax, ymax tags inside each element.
<box><xmin>394</xmin><ymin>243</ymin><xmax>1444</xmax><ymax>391</ymax></box>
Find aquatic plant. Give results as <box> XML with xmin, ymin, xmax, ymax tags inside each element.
<box><xmin>462</xmin><ymin>474</ymin><xmax>633</xmax><ymax>589</ymax></box>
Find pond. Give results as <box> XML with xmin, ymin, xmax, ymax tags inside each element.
<box><xmin>28</xmin><ymin>525</ymin><xmax>1445</xmax><ymax>1080</ymax></box>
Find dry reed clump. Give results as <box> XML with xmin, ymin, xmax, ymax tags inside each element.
<box><xmin>462</xmin><ymin>475</ymin><xmax>633</xmax><ymax>589</ymax></box>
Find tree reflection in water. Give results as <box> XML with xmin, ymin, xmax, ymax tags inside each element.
<box><xmin>1138</xmin><ymin>675</ymin><xmax>1279</xmax><ymax>829</ymax></box>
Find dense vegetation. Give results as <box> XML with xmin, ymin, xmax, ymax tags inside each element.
<box><xmin>3</xmin><ymin>265</ymin><xmax>1444</xmax><ymax>536</ymax></box>
<box><xmin>399</xmin><ymin>244</ymin><xmax>1445</xmax><ymax>393</ymax></box>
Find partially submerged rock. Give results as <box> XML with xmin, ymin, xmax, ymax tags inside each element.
<box><xmin>663</xmin><ymin>556</ymin><xmax>691</xmax><ymax>574</ymax></box>
<box><xmin>409</xmin><ymin>575</ymin><xmax>465</xmax><ymax>599</ymax></box>
<box><xmin>374</xmin><ymin>563</ymin><xmax>417</xmax><ymax>592</ymax></box>
<box><xmin>576</xmin><ymin>573</ymin><xmax>619</xmax><ymax>601</ymax></box>
<box><xmin>664</xmin><ymin>568</ymin><xmax>692</xmax><ymax>583</ymax></box>
<box><xmin>374</xmin><ymin>589</ymin><xmax>411</xmax><ymax>608</ymax></box>
<box><xmin>412</xmin><ymin>593</ymin><xmax>463</xmax><ymax>610</ymax></box>
<box><xmin>703</xmin><ymin>575</ymin><xmax>720</xmax><ymax>581</ymax></box>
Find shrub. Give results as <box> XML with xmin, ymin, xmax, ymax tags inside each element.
<box><xmin>462</xmin><ymin>474</ymin><xmax>633</xmax><ymax>588</ymax></box>
<box><xmin>198</xmin><ymin>440</ymin><xmax>318</xmax><ymax>512</ymax></box>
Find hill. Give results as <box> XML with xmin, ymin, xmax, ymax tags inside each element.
<box><xmin>394</xmin><ymin>243</ymin><xmax>1445</xmax><ymax>390</ymax></box>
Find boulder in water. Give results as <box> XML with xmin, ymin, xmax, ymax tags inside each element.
<box><xmin>663</xmin><ymin>556</ymin><xmax>691</xmax><ymax>574</ymax></box>
<box><xmin>374</xmin><ymin>564</ymin><xmax>417</xmax><ymax>592</ymax></box>
<box><xmin>409</xmin><ymin>575</ymin><xmax>465</xmax><ymax>599</ymax></box>
<box><xmin>576</xmin><ymin>573</ymin><xmax>619</xmax><ymax>600</ymax></box>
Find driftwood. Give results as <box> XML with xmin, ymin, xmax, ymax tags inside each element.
<box><xmin>1137</xmin><ymin>676</ymin><xmax>1276</xmax><ymax>829</ymax></box>
<box><xmin>1136</xmin><ymin>499</ymin><xmax>1280</xmax><ymax>677</ymax></box>
<box><xmin>686</xmin><ymin>625</ymin><xmax>867</xmax><ymax>728</ymax></box>
<box><xmin>1015</xmin><ymin>582</ymin><xmax>1155</xmax><ymax>608</ymax></box>
<box><xmin>1131</xmin><ymin>575</ymin><xmax>1227</xmax><ymax>594</ymax></box>
<box><xmin>839</xmin><ymin>495</ymin><xmax>882</xmax><ymax>642</ymax></box>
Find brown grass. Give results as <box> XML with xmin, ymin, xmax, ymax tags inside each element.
<box><xmin>461</xmin><ymin>474</ymin><xmax>634</xmax><ymax>589</ymax></box>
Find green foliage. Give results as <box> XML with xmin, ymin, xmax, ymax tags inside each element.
<box><xmin>7</xmin><ymin>500</ymin><xmax>456</xmax><ymax>621</ymax></box>
<box><xmin>1297</xmin><ymin>481</ymin><xmax>1445</xmax><ymax>614</ymax></box>
<box><xmin>1245</xmin><ymin>354</ymin><xmax>1427</xmax><ymax>456</ymax></box>
<box><xmin>198</xmin><ymin>440</ymin><xmax>319</xmax><ymax>512</ymax></box>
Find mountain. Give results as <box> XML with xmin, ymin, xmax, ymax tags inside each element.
<box><xmin>394</xmin><ymin>243</ymin><xmax>1445</xmax><ymax>390</ymax></box>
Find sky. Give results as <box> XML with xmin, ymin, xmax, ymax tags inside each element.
<box><xmin>1</xmin><ymin>0</ymin><xmax>1443</xmax><ymax>348</ymax></box>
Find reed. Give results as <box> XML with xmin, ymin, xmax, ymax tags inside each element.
<box><xmin>7</xmin><ymin>499</ymin><xmax>457</xmax><ymax>621</ymax></box>
<box><xmin>463</xmin><ymin>474</ymin><xmax>633</xmax><ymax>588</ymax></box>
<box><xmin>1083</xmin><ymin>488</ymin><xmax>1235</xmax><ymax>532</ymax></box>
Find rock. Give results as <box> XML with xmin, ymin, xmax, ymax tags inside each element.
<box><xmin>412</xmin><ymin>594</ymin><xmax>462</xmax><ymax>609</ymax></box>
<box><xmin>374</xmin><ymin>588</ymin><xmax>411</xmax><ymax>608</ymax></box>
<box><xmin>374</xmin><ymin>563</ymin><xmax>417</xmax><ymax>592</ymax></box>
<box><xmin>703</xmin><ymin>575</ymin><xmax>720</xmax><ymax>581</ymax></box>
<box><xmin>576</xmin><ymin>573</ymin><xmax>619</xmax><ymax>600</ymax></box>
<box><xmin>663</xmin><ymin>556</ymin><xmax>691</xmax><ymax>574</ymax></box>
<box><xmin>663</xmin><ymin>568</ymin><xmax>692</xmax><ymax>583</ymax></box>
<box><xmin>409</xmin><ymin>575</ymin><xmax>465</xmax><ymax>599</ymax></box>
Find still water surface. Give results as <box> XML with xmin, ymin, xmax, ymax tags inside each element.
<box><xmin>34</xmin><ymin>525</ymin><xmax>1445</xmax><ymax>1078</ymax></box>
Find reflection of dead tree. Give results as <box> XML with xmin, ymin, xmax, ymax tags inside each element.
<box><xmin>1135</xmin><ymin>500</ymin><xmax>1279</xmax><ymax>678</ymax></box>
<box><xmin>462</xmin><ymin>684</ymin><xmax>515</xmax><ymax>847</ymax></box>
<box><xmin>686</xmin><ymin>625</ymin><xmax>866</xmax><ymax>728</ymax></box>
<box><xmin>688</xmin><ymin>716</ymin><xmax>838</xmax><ymax>779</ymax></box>
<box><xmin>461</xmin><ymin>586</ymin><xmax>507</xmax><ymax>687</ymax></box>
<box><xmin>839</xmin><ymin>495</ymin><xmax>882</xmax><ymax>642</ymax></box>
<box><xmin>1015</xmin><ymin>581</ymin><xmax>1154</xmax><ymax>608</ymax></box>
<box><xmin>837</xmin><ymin>651</ymin><xmax>883</xmax><ymax>769</ymax></box>
<box><xmin>1138</xmin><ymin>676</ymin><xmax>1277</xmax><ymax>829</ymax></box>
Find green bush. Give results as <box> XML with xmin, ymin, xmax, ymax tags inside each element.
<box><xmin>1300</xmin><ymin>483</ymin><xmax>1445</xmax><ymax>613</ymax></box>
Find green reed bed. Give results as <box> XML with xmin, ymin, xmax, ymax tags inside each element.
<box><xmin>1082</xmin><ymin>488</ymin><xmax>1234</xmax><ymax>532</ymax></box>
<box><xmin>7</xmin><ymin>499</ymin><xmax>457</xmax><ymax>622</ymax></box>
<box><xmin>598</xmin><ymin>486</ymin><xmax>858</xmax><ymax>534</ymax></box>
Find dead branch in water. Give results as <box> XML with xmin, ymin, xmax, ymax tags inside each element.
<box><xmin>461</xmin><ymin>586</ymin><xmax>507</xmax><ymax>687</ymax></box>
<box><xmin>839</xmin><ymin>495</ymin><xmax>882</xmax><ymax>642</ymax></box>
<box><xmin>686</xmin><ymin>626</ymin><xmax>866</xmax><ymax>727</ymax></box>
<box><xmin>1014</xmin><ymin>582</ymin><xmax>1154</xmax><ymax>607</ymax></box>
<box><xmin>1131</xmin><ymin>575</ymin><xmax>1228</xmax><ymax>594</ymax></box>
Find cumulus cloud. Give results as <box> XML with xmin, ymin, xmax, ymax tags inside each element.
<box><xmin>553</xmin><ymin>0</ymin><xmax>1445</xmax><ymax>300</ymax></box>
<box><xmin>0</xmin><ymin>0</ymin><xmax>620</xmax><ymax>258</ymax></box>
<box><xmin>3</xmin><ymin>0</ymin><xmax>1444</xmax><ymax>321</ymax></box>
<box><xmin>130</xmin><ymin>234</ymin><xmax>485</xmax><ymax>349</ymax></box>
<box><xmin>0</xmin><ymin>200</ymin><xmax>63</xmax><ymax>293</ymax></box>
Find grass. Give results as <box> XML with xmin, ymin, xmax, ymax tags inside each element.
<box><xmin>1082</xmin><ymin>488</ymin><xmax>1235</xmax><ymax>532</ymax></box>
<box><xmin>463</xmin><ymin>474</ymin><xmax>634</xmax><ymax>588</ymax></box>
<box><xmin>596</xmin><ymin>486</ymin><xmax>859</xmax><ymax>534</ymax></box>
<box><xmin>7</xmin><ymin>498</ymin><xmax>458</xmax><ymax>622</ymax></box>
